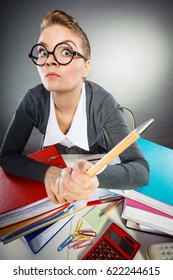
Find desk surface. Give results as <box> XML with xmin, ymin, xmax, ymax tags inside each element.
<box><xmin>0</xmin><ymin>202</ymin><xmax>172</xmax><ymax>260</ymax></box>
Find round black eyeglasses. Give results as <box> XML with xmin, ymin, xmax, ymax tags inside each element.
<box><xmin>28</xmin><ymin>42</ymin><xmax>87</xmax><ymax>66</ymax></box>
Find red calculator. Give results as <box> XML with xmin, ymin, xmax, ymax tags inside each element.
<box><xmin>82</xmin><ymin>223</ymin><xmax>140</xmax><ymax>260</ymax></box>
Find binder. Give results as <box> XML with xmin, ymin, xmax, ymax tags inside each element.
<box><xmin>110</xmin><ymin>138</ymin><xmax>173</xmax><ymax>215</ymax></box>
<box><xmin>0</xmin><ymin>145</ymin><xmax>67</xmax><ymax>224</ymax></box>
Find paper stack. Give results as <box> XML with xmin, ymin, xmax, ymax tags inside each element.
<box><xmin>110</xmin><ymin>138</ymin><xmax>173</xmax><ymax>236</ymax></box>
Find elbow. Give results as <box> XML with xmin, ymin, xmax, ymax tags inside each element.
<box><xmin>136</xmin><ymin>160</ymin><xmax>150</xmax><ymax>188</ymax></box>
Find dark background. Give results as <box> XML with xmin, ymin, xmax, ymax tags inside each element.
<box><xmin>0</xmin><ymin>0</ymin><xmax>173</xmax><ymax>152</ymax></box>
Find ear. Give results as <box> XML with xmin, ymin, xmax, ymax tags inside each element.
<box><xmin>82</xmin><ymin>60</ymin><xmax>90</xmax><ymax>79</ymax></box>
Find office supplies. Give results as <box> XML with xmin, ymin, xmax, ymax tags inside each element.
<box><xmin>82</xmin><ymin>207</ymin><xmax>110</xmax><ymax>232</ymax></box>
<box><xmin>74</xmin><ymin>219</ymin><xmax>83</xmax><ymax>234</ymax></box>
<box><xmin>23</xmin><ymin>213</ymin><xmax>76</xmax><ymax>254</ymax></box>
<box><xmin>0</xmin><ymin>203</ymin><xmax>71</xmax><ymax>239</ymax></box>
<box><xmin>121</xmin><ymin>198</ymin><xmax>173</xmax><ymax>236</ymax></box>
<box><xmin>82</xmin><ymin>223</ymin><xmax>140</xmax><ymax>260</ymax></box>
<box><xmin>111</xmin><ymin>138</ymin><xmax>173</xmax><ymax>215</ymax></box>
<box><xmin>78</xmin><ymin>230</ymin><xmax>96</xmax><ymax>237</ymax></box>
<box><xmin>0</xmin><ymin>198</ymin><xmax>89</xmax><ymax>244</ymax></box>
<box><xmin>73</xmin><ymin>239</ymin><xmax>93</xmax><ymax>249</ymax></box>
<box><xmin>86</xmin><ymin>195</ymin><xmax>122</xmax><ymax>207</ymax></box>
<box><xmin>0</xmin><ymin>145</ymin><xmax>67</xmax><ymax>220</ymax></box>
<box><xmin>99</xmin><ymin>194</ymin><xmax>122</xmax><ymax>202</ymax></box>
<box><xmin>99</xmin><ymin>199</ymin><xmax>123</xmax><ymax>217</ymax></box>
<box><xmin>68</xmin><ymin>238</ymin><xmax>93</xmax><ymax>249</ymax></box>
<box><xmin>86</xmin><ymin>118</ymin><xmax>154</xmax><ymax>177</ymax></box>
<box><xmin>57</xmin><ymin>234</ymin><xmax>74</xmax><ymax>251</ymax></box>
<box><xmin>1</xmin><ymin>204</ymin><xmax>75</xmax><ymax>244</ymax></box>
<box><xmin>125</xmin><ymin>220</ymin><xmax>170</xmax><ymax>237</ymax></box>
<box><xmin>146</xmin><ymin>242</ymin><xmax>173</xmax><ymax>260</ymax></box>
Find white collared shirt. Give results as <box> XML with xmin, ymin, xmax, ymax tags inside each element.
<box><xmin>43</xmin><ymin>83</ymin><xmax>89</xmax><ymax>151</ymax></box>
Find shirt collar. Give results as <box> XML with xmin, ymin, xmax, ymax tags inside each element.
<box><xmin>43</xmin><ymin>83</ymin><xmax>89</xmax><ymax>151</ymax></box>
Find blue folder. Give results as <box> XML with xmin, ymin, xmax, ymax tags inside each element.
<box><xmin>137</xmin><ymin>138</ymin><xmax>173</xmax><ymax>206</ymax></box>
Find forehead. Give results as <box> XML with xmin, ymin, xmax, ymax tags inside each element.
<box><xmin>38</xmin><ymin>24</ymin><xmax>82</xmax><ymax>50</ymax></box>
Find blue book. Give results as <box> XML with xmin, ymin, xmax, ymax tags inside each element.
<box><xmin>110</xmin><ymin>138</ymin><xmax>173</xmax><ymax>215</ymax></box>
<box><xmin>23</xmin><ymin>213</ymin><xmax>76</xmax><ymax>254</ymax></box>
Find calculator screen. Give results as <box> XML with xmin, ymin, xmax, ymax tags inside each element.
<box><xmin>108</xmin><ymin>229</ymin><xmax>134</xmax><ymax>256</ymax></box>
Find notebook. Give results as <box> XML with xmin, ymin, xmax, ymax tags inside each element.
<box><xmin>110</xmin><ymin>138</ymin><xmax>173</xmax><ymax>215</ymax></box>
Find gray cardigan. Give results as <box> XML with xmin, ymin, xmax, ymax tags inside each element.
<box><xmin>0</xmin><ymin>81</ymin><xmax>149</xmax><ymax>190</ymax></box>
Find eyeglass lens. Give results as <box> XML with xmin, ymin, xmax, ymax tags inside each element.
<box><xmin>31</xmin><ymin>43</ymin><xmax>74</xmax><ymax>66</ymax></box>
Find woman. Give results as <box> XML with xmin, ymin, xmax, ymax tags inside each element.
<box><xmin>0</xmin><ymin>10</ymin><xmax>149</xmax><ymax>204</ymax></box>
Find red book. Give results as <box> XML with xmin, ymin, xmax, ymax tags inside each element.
<box><xmin>0</xmin><ymin>145</ymin><xmax>66</xmax><ymax>215</ymax></box>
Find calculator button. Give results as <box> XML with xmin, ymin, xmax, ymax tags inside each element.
<box><xmin>160</xmin><ymin>250</ymin><xmax>166</xmax><ymax>255</ymax></box>
<box><xmin>94</xmin><ymin>247</ymin><xmax>99</xmax><ymax>252</ymax></box>
<box><xmin>90</xmin><ymin>252</ymin><xmax>96</xmax><ymax>258</ymax></box>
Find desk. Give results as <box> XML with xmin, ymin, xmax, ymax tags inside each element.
<box><xmin>1</xmin><ymin>142</ymin><xmax>173</xmax><ymax>260</ymax></box>
<box><xmin>0</xmin><ymin>202</ymin><xmax>172</xmax><ymax>260</ymax></box>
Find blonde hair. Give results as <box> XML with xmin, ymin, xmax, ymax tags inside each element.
<box><xmin>40</xmin><ymin>10</ymin><xmax>91</xmax><ymax>59</ymax></box>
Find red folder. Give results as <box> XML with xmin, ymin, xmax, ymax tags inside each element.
<box><xmin>0</xmin><ymin>145</ymin><xmax>66</xmax><ymax>215</ymax></box>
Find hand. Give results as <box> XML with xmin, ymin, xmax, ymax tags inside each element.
<box><xmin>44</xmin><ymin>166</ymin><xmax>63</xmax><ymax>204</ymax></box>
<box><xmin>57</xmin><ymin>160</ymin><xmax>99</xmax><ymax>203</ymax></box>
<box><xmin>44</xmin><ymin>160</ymin><xmax>99</xmax><ymax>204</ymax></box>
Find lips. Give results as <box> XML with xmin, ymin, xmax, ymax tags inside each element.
<box><xmin>45</xmin><ymin>72</ymin><xmax>61</xmax><ymax>78</ymax></box>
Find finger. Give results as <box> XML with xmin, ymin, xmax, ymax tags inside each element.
<box><xmin>48</xmin><ymin>191</ymin><xmax>60</xmax><ymax>204</ymax></box>
<box><xmin>73</xmin><ymin>160</ymin><xmax>93</xmax><ymax>173</ymax></box>
<box><xmin>71</xmin><ymin>169</ymin><xmax>98</xmax><ymax>190</ymax></box>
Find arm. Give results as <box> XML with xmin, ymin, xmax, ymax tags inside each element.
<box><xmin>0</xmin><ymin>87</ymin><xmax>51</xmax><ymax>181</ymax></box>
<box><xmin>86</xmin><ymin>84</ymin><xmax>150</xmax><ymax>190</ymax></box>
<box><xmin>98</xmin><ymin>106</ymin><xmax>150</xmax><ymax>190</ymax></box>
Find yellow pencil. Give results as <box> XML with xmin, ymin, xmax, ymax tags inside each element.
<box><xmin>86</xmin><ymin>118</ymin><xmax>154</xmax><ymax>178</ymax></box>
<box><xmin>99</xmin><ymin>199</ymin><xmax>123</xmax><ymax>217</ymax></box>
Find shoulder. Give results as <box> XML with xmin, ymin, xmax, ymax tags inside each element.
<box><xmin>85</xmin><ymin>80</ymin><xmax>120</xmax><ymax>111</ymax></box>
<box><xmin>17</xmin><ymin>84</ymin><xmax>50</xmax><ymax>110</ymax></box>
<box><xmin>15</xmin><ymin>84</ymin><xmax>50</xmax><ymax>128</ymax></box>
<box><xmin>23</xmin><ymin>84</ymin><xmax>49</xmax><ymax>103</ymax></box>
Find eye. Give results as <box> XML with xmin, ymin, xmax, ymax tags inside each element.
<box><xmin>39</xmin><ymin>50</ymin><xmax>47</xmax><ymax>57</ymax></box>
<box><xmin>61</xmin><ymin>49</ymin><xmax>72</xmax><ymax>57</ymax></box>
<box><xmin>38</xmin><ymin>48</ymin><xmax>47</xmax><ymax>58</ymax></box>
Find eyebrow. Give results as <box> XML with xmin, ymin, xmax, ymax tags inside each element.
<box><xmin>38</xmin><ymin>40</ymin><xmax>77</xmax><ymax>49</ymax></box>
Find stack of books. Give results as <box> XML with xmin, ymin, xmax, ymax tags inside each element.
<box><xmin>110</xmin><ymin>138</ymin><xmax>173</xmax><ymax>236</ymax></box>
<box><xmin>0</xmin><ymin>145</ymin><xmax>74</xmax><ymax>244</ymax></box>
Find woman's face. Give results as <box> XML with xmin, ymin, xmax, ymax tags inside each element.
<box><xmin>37</xmin><ymin>24</ymin><xmax>90</xmax><ymax>94</ymax></box>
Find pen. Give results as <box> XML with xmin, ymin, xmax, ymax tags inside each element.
<box><xmin>86</xmin><ymin>195</ymin><xmax>122</xmax><ymax>207</ymax></box>
<box><xmin>99</xmin><ymin>194</ymin><xmax>122</xmax><ymax>202</ymax></box>
<box><xmin>99</xmin><ymin>199</ymin><xmax>123</xmax><ymax>217</ymax></box>
<box><xmin>86</xmin><ymin>118</ymin><xmax>154</xmax><ymax>177</ymax></box>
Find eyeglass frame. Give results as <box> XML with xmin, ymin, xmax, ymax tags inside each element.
<box><xmin>28</xmin><ymin>41</ymin><xmax>88</xmax><ymax>66</ymax></box>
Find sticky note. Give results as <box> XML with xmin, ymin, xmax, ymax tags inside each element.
<box><xmin>82</xmin><ymin>206</ymin><xmax>109</xmax><ymax>232</ymax></box>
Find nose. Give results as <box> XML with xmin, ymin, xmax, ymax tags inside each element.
<box><xmin>45</xmin><ymin>53</ymin><xmax>60</xmax><ymax>66</ymax></box>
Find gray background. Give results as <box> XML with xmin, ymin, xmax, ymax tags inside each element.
<box><xmin>0</xmin><ymin>0</ymin><xmax>173</xmax><ymax>152</ymax></box>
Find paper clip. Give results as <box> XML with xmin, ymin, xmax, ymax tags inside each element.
<box><xmin>57</xmin><ymin>234</ymin><xmax>74</xmax><ymax>251</ymax></box>
<box><xmin>73</xmin><ymin>234</ymin><xmax>91</xmax><ymax>240</ymax></box>
<box><xmin>68</xmin><ymin>239</ymin><xmax>93</xmax><ymax>249</ymax></box>
<box><xmin>73</xmin><ymin>239</ymin><xmax>93</xmax><ymax>249</ymax></box>
<box><xmin>74</xmin><ymin>219</ymin><xmax>83</xmax><ymax>234</ymax></box>
<box><xmin>68</xmin><ymin>239</ymin><xmax>82</xmax><ymax>249</ymax></box>
<box><xmin>78</xmin><ymin>229</ymin><xmax>96</xmax><ymax>237</ymax></box>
